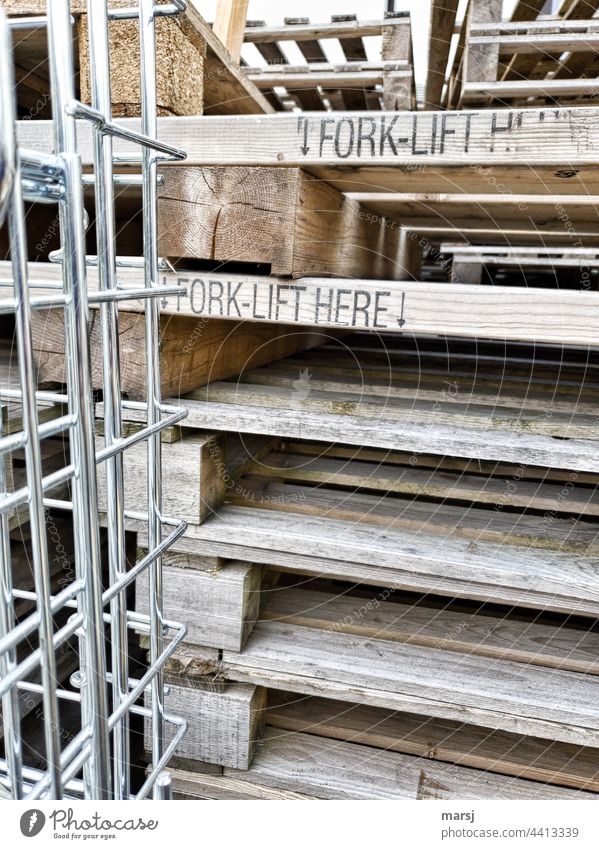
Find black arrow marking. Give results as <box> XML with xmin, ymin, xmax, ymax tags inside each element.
<box><xmin>397</xmin><ymin>292</ymin><xmax>406</xmax><ymax>327</ymax></box>
<box><xmin>298</xmin><ymin>116</ymin><xmax>310</xmax><ymax>155</ymax></box>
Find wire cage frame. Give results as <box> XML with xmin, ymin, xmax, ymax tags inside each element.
<box><xmin>0</xmin><ymin>0</ymin><xmax>190</xmax><ymax>800</ymax></box>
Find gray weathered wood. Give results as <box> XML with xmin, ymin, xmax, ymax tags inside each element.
<box><xmin>136</xmin><ymin>555</ymin><xmax>260</xmax><ymax>650</ymax></box>
<box><xmin>223</xmin><ymin>621</ymin><xmax>599</xmax><ymax>746</ymax></box>
<box><xmin>159</xmin><ymin>506</ymin><xmax>599</xmax><ymax>617</ymax></box>
<box><xmin>146</xmin><ymin>681</ymin><xmax>266</xmax><ymax>769</ymax></box>
<box><xmin>96</xmin><ymin>431</ymin><xmax>225</xmax><ymax>525</ymax></box>
<box><xmin>224</xmin><ymin>728</ymin><xmax>594</xmax><ymax>799</ymax></box>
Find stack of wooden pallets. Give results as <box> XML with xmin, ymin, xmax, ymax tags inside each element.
<box><xmin>426</xmin><ymin>0</ymin><xmax>599</xmax><ymax>110</ymax></box>
<box><xmin>41</xmin><ymin>100</ymin><xmax>593</xmax><ymax>799</ymax></box>
<box><xmin>10</xmin><ymin>5</ymin><xmax>599</xmax><ymax>799</ymax></box>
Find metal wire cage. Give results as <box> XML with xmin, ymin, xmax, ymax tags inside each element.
<box><xmin>0</xmin><ymin>0</ymin><xmax>190</xmax><ymax>800</ymax></box>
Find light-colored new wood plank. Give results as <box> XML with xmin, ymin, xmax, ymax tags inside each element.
<box><xmin>12</xmin><ymin>262</ymin><xmax>599</xmax><ymax>344</ymax></box>
<box><xmin>17</xmin><ymin>108</ymin><xmax>599</xmax><ymax>195</ymax></box>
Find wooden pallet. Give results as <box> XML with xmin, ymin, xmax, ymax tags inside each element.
<box><xmin>140</xmin><ymin>333</ymin><xmax>599</xmax><ymax>472</ymax></box>
<box><xmin>437</xmin><ymin>0</ymin><xmax>599</xmax><ymax>109</ymax></box>
<box><xmin>166</xmin><ymin>725</ymin><xmax>596</xmax><ymax>799</ymax></box>
<box><xmin>244</xmin><ymin>14</ymin><xmax>415</xmax><ymax>111</ymax></box>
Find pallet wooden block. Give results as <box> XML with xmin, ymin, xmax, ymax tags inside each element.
<box><xmin>157</xmin><ymin>166</ymin><xmax>405</xmax><ymax>279</ymax></box>
<box><xmin>30</xmin><ymin>306</ymin><xmax>330</xmax><ymax>399</ymax></box>
<box><xmin>145</xmin><ymin>678</ymin><xmax>266</xmax><ymax>769</ymax></box>
<box><xmin>96</xmin><ymin>430</ymin><xmax>225</xmax><ymax>525</ymax></box>
<box><xmin>136</xmin><ymin>554</ymin><xmax>260</xmax><ymax>651</ymax></box>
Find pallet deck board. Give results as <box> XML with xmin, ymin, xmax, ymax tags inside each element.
<box><xmin>266</xmin><ymin>692</ymin><xmax>599</xmax><ymax>792</ymax></box>
<box><xmin>223</xmin><ymin>621</ymin><xmax>599</xmax><ymax>746</ymax></box>
<box><xmin>163</xmin><ymin>505</ymin><xmax>599</xmax><ymax>617</ymax></box>
<box><xmin>17</xmin><ymin>108</ymin><xmax>599</xmax><ymax>195</ymax></box>
<box><xmin>220</xmin><ymin>728</ymin><xmax>593</xmax><ymax>799</ymax></box>
<box><xmin>8</xmin><ymin>263</ymin><xmax>599</xmax><ymax>344</ymax></box>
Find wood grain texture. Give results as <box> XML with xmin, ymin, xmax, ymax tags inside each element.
<box><xmin>136</xmin><ymin>556</ymin><xmax>260</xmax><ymax>651</ymax></box>
<box><xmin>168</xmin><ymin>766</ymin><xmax>315</xmax><ymax>799</ymax></box>
<box><xmin>223</xmin><ymin>621</ymin><xmax>599</xmax><ymax>746</ymax></box>
<box><xmin>13</xmin><ymin>262</ymin><xmax>599</xmax><ymax>345</ymax></box>
<box><xmin>19</xmin><ymin>109</ymin><xmax>599</xmax><ymax>195</ymax></box>
<box><xmin>155</xmin><ymin>389</ymin><xmax>599</xmax><ymax>472</ymax></box>
<box><xmin>213</xmin><ymin>0</ymin><xmax>249</xmax><ymax>63</ymax></box>
<box><xmin>97</xmin><ymin>431</ymin><xmax>225</xmax><ymax>525</ymax></box>
<box><xmin>145</xmin><ymin>682</ymin><xmax>266</xmax><ymax>768</ymax></box>
<box><xmin>266</xmin><ymin>692</ymin><xmax>599</xmax><ymax>792</ymax></box>
<box><xmin>261</xmin><ymin>587</ymin><xmax>599</xmax><ymax>675</ymax></box>
<box><xmin>158</xmin><ymin>166</ymin><xmax>404</xmax><ymax>278</ymax></box>
<box><xmin>166</xmin><ymin>506</ymin><xmax>599</xmax><ymax>617</ymax></box>
<box><xmin>223</xmin><ymin>727</ymin><xmax>594</xmax><ymax>799</ymax></box>
<box><xmin>31</xmin><ymin>307</ymin><xmax>330</xmax><ymax>400</ymax></box>
<box><xmin>244</xmin><ymin>450</ymin><xmax>599</xmax><ymax>516</ymax></box>
<box><xmin>424</xmin><ymin>0</ymin><xmax>460</xmax><ymax>108</ymax></box>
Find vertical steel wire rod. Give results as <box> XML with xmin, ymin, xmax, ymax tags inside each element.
<box><xmin>1</xmin><ymin>8</ymin><xmax>63</xmax><ymax>800</ymax></box>
<box><xmin>47</xmin><ymin>0</ymin><xmax>112</xmax><ymax>799</ymax></box>
<box><xmin>139</xmin><ymin>0</ymin><xmax>167</xmax><ymax>773</ymax></box>
<box><xmin>85</xmin><ymin>0</ymin><xmax>130</xmax><ymax>801</ymax></box>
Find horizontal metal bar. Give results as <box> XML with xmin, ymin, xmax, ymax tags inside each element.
<box><xmin>108</xmin><ymin>1</ymin><xmax>186</xmax><ymax>21</ymax></box>
<box><xmin>0</xmin><ymin>412</ymin><xmax>73</xmax><ymax>463</ymax></box>
<box><xmin>0</xmin><ymin>580</ymin><xmax>84</xmax><ymax>660</ymax></box>
<box><xmin>48</xmin><ymin>249</ymin><xmax>170</xmax><ymax>270</ymax></box>
<box><xmin>66</xmin><ymin>101</ymin><xmax>186</xmax><ymax>159</ymax></box>
<box><xmin>0</xmin><ymin>521</ymin><xmax>187</xmax><ymax>700</ymax></box>
<box><xmin>0</xmin><ymin>462</ymin><xmax>75</xmax><ymax>514</ymax></box>
<box><xmin>7</xmin><ymin>15</ymin><xmax>49</xmax><ymax>30</ymax></box>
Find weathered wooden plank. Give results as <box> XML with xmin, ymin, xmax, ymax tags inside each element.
<box><xmin>167</xmin><ymin>766</ymin><xmax>315</xmax><ymax>799</ymax></box>
<box><xmin>223</xmin><ymin>621</ymin><xmax>599</xmax><ymax>746</ymax></box>
<box><xmin>17</xmin><ymin>109</ymin><xmax>599</xmax><ymax>194</ymax></box>
<box><xmin>262</xmin><ymin>587</ymin><xmax>599</xmax><ymax>674</ymax></box>
<box><xmin>147</xmin><ymin>386</ymin><xmax>599</xmax><ymax>472</ymax></box>
<box><xmin>267</xmin><ymin>692</ymin><xmax>599</xmax><ymax>792</ymax></box>
<box><xmin>161</xmin><ymin>506</ymin><xmax>599</xmax><ymax>617</ymax></box>
<box><xmin>158</xmin><ymin>166</ymin><xmax>404</xmax><ymax>279</ymax></box>
<box><xmin>146</xmin><ymin>682</ymin><xmax>266</xmax><ymax>769</ymax></box>
<box><xmin>136</xmin><ymin>555</ymin><xmax>260</xmax><ymax>651</ymax></box>
<box><xmin>250</xmin><ymin>450</ymin><xmax>599</xmax><ymax>516</ymax></box>
<box><xmin>224</xmin><ymin>727</ymin><xmax>594</xmax><ymax>799</ymax></box>
<box><xmin>97</xmin><ymin>431</ymin><xmax>225</xmax><ymax>525</ymax></box>
<box><xmin>14</xmin><ymin>262</ymin><xmax>599</xmax><ymax>344</ymax></box>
